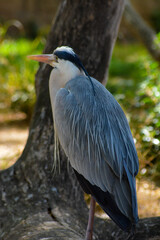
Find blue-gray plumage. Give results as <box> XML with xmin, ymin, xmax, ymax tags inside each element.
<box><xmin>28</xmin><ymin>46</ymin><xmax>139</xmax><ymax>239</ymax></box>
<box><xmin>54</xmin><ymin>75</ymin><xmax>139</xmax><ymax>228</ymax></box>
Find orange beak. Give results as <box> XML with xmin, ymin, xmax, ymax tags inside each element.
<box><xmin>27</xmin><ymin>54</ymin><xmax>56</xmax><ymax>65</ymax></box>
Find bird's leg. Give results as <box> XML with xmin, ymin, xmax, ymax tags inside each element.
<box><xmin>85</xmin><ymin>196</ymin><xmax>96</xmax><ymax>240</ymax></box>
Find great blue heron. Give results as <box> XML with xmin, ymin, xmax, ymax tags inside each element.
<box><xmin>28</xmin><ymin>46</ymin><xmax>139</xmax><ymax>240</ymax></box>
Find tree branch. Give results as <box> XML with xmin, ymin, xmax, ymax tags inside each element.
<box><xmin>124</xmin><ymin>0</ymin><xmax>160</xmax><ymax>62</ymax></box>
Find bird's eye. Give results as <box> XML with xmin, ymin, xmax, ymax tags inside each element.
<box><xmin>55</xmin><ymin>55</ymin><xmax>58</xmax><ymax>62</ymax></box>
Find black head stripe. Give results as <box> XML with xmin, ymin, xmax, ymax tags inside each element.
<box><xmin>54</xmin><ymin>48</ymin><xmax>95</xmax><ymax>95</ymax></box>
<box><xmin>54</xmin><ymin>49</ymin><xmax>83</xmax><ymax>71</ymax></box>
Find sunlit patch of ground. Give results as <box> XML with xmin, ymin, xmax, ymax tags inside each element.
<box><xmin>0</xmin><ymin>111</ymin><xmax>28</xmax><ymax>169</ymax></box>
<box><xmin>0</xmin><ymin>111</ymin><xmax>160</xmax><ymax>218</ymax></box>
<box><xmin>137</xmin><ymin>179</ymin><xmax>160</xmax><ymax>218</ymax></box>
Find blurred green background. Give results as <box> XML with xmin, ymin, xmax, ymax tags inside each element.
<box><xmin>0</xmin><ymin>0</ymin><xmax>160</xmax><ymax>186</ymax></box>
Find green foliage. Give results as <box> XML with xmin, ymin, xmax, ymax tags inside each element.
<box><xmin>154</xmin><ymin>32</ymin><xmax>160</xmax><ymax>52</ymax></box>
<box><xmin>108</xmin><ymin>43</ymin><xmax>160</xmax><ymax>181</ymax></box>
<box><xmin>0</xmin><ymin>37</ymin><xmax>45</xmax><ymax>118</ymax></box>
<box><xmin>132</xmin><ymin>60</ymin><xmax>160</xmax><ymax>181</ymax></box>
<box><xmin>108</xmin><ymin>44</ymin><xmax>146</xmax><ymax>105</ymax></box>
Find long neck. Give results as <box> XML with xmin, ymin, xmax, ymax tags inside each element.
<box><xmin>49</xmin><ymin>65</ymin><xmax>83</xmax><ymax>117</ymax></box>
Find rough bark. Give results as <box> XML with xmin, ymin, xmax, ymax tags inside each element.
<box><xmin>0</xmin><ymin>0</ymin><xmax>160</xmax><ymax>240</ymax></box>
<box><xmin>124</xmin><ymin>0</ymin><xmax>160</xmax><ymax>62</ymax></box>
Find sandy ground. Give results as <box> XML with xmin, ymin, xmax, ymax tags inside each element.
<box><xmin>0</xmin><ymin>112</ymin><xmax>160</xmax><ymax>218</ymax></box>
<box><xmin>0</xmin><ymin>125</ymin><xmax>28</xmax><ymax>168</ymax></box>
<box><xmin>0</xmin><ymin>112</ymin><xmax>29</xmax><ymax>169</ymax></box>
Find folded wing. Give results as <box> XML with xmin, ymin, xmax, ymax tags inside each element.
<box><xmin>54</xmin><ymin>76</ymin><xmax>139</xmax><ymax>230</ymax></box>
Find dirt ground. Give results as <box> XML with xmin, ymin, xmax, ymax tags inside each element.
<box><xmin>0</xmin><ymin>111</ymin><xmax>160</xmax><ymax>218</ymax></box>
<box><xmin>0</xmin><ymin>111</ymin><xmax>28</xmax><ymax>169</ymax></box>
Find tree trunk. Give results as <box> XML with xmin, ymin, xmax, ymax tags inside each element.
<box><xmin>1</xmin><ymin>0</ymin><xmax>160</xmax><ymax>240</ymax></box>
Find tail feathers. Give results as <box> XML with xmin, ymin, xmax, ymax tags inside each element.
<box><xmin>123</xmin><ymin>162</ymin><xmax>139</xmax><ymax>223</ymax></box>
<box><xmin>113</xmin><ymin>180</ymin><xmax>132</xmax><ymax>219</ymax></box>
<box><xmin>74</xmin><ymin>169</ymin><xmax>133</xmax><ymax>232</ymax></box>
<box><xmin>91</xmin><ymin>184</ymin><xmax>132</xmax><ymax>231</ymax></box>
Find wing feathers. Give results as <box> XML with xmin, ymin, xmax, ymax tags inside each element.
<box><xmin>54</xmin><ymin>76</ymin><xmax>139</xmax><ymax>224</ymax></box>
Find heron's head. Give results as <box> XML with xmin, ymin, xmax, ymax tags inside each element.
<box><xmin>28</xmin><ymin>46</ymin><xmax>87</xmax><ymax>78</ymax></box>
<box><xmin>28</xmin><ymin>46</ymin><xmax>94</xmax><ymax>91</ymax></box>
